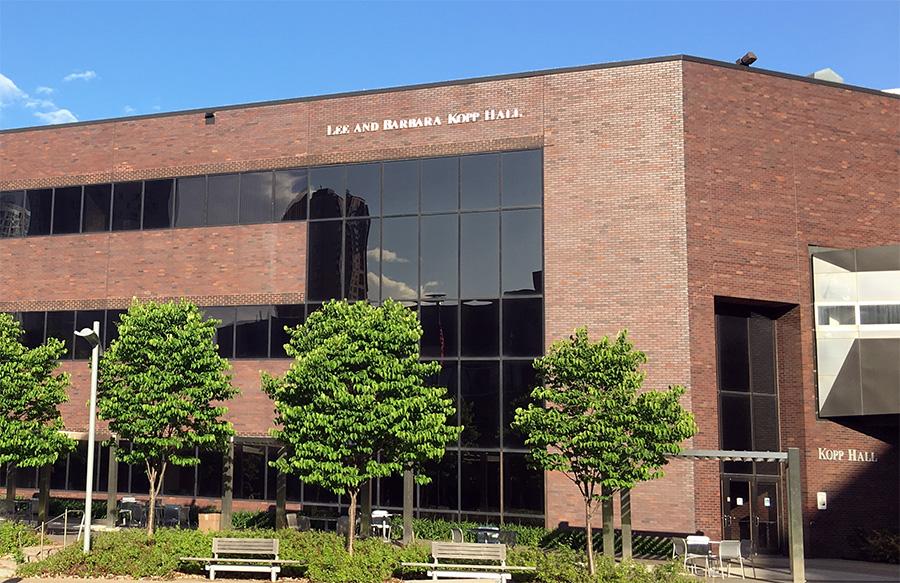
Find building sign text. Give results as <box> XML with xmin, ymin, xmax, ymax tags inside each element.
<box><xmin>326</xmin><ymin>108</ymin><xmax>522</xmax><ymax>136</ymax></box>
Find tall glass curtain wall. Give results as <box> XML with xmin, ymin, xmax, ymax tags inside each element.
<box><xmin>0</xmin><ymin>150</ymin><xmax>545</xmax><ymax>524</ymax></box>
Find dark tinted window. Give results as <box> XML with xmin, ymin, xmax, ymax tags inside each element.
<box><xmin>418</xmin><ymin>452</ymin><xmax>458</xmax><ymax>511</ymax></box>
<box><xmin>347</xmin><ymin>163</ymin><xmax>380</xmax><ymax>217</ymax></box>
<box><xmin>421</xmin><ymin>157</ymin><xmax>458</xmax><ymax>213</ymax></box>
<box><xmin>503</xmin><ymin>453</ymin><xmax>543</xmax><ymax>513</ymax></box>
<box><xmin>752</xmin><ymin>395</ymin><xmax>779</xmax><ymax>451</ymax></box>
<box><xmin>379</xmin><ymin>467</ymin><xmax>403</xmax><ymax>508</ymax></box>
<box><xmin>82</xmin><ymin>184</ymin><xmax>111</xmax><ymax>232</ymax></box>
<box><xmin>53</xmin><ymin>186</ymin><xmax>82</xmax><ymax>234</ymax></box>
<box><xmin>270</xmin><ymin>305</ymin><xmax>304</xmax><ymax>358</ymax></box>
<box><xmin>717</xmin><ymin>314</ymin><xmax>749</xmax><ymax>392</ymax></box>
<box><xmin>0</xmin><ymin>190</ymin><xmax>25</xmax><ymax>235</ymax></box>
<box><xmin>461</xmin><ymin>300</ymin><xmax>499</xmax><ymax>356</ymax></box>
<box><xmin>721</xmin><ymin>393</ymin><xmax>752</xmax><ymax>450</ymax></box>
<box><xmin>239</xmin><ymin>172</ymin><xmax>273</xmax><ymax>224</ymax></box>
<box><xmin>197</xmin><ymin>448</ymin><xmax>223</xmax><ymax>498</ymax></box>
<box><xmin>207</xmin><ymin>174</ymin><xmax>240</xmax><ymax>226</ymax></box>
<box><xmin>309</xmin><ymin>166</ymin><xmax>345</xmax><ymax>219</ymax></box>
<box><xmin>503</xmin><ymin>298</ymin><xmax>543</xmax><ymax>356</ymax></box>
<box><xmin>421</xmin><ymin>214</ymin><xmax>458</xmax><ymax>299</ymax></box>
<box><xmin>142</xmin><ymin>179</ymin><xmax>174</xmax><ymax>229</ymax></box>
<box><xmin>501</xmin><ymin>150</ymin><xmax>542</xmax><ymax>207</ymax></box>
<box><xmin>502</xmin><ymin>209</ymin><xmax>542</xmax><ymax>295</ymax></box>
<box><xmin>175</xmin><ymin>176</ymin><xmax>206</xmax><ymax>227</ymax></box>
<box><xmin>383</xmin><ymin>160</ymin><xmax>418</xmax><ymax>215</ymax></box>
<box><xmin>345</xmin><ymin>218</ymin><xmax>379</xmax><ymax>302</ymax></box>
<box><xmin>460</xmin><ymin>361</ymin><xmax>500</xmax><ymax>447</ymax></box>
<box><xmin>274</xmin><ymin>169</ymin><xmax>308</xmax><ymax>221</ymax></box>
<box><xmin>112</xmin><ymin>182</ymin><xmax>142</xmax><ymax>231</ymax></box>
<box><xmin>74</xmin><ymin>310</ymin><xmax>103</xmax><ymax>359</ymax></box>
<box><xmin>749</xmin><ymin>316</ymin><xmax>776</xmax><ymax>394</ymax></box>
<box><xmin>45</xmin><ymin>310</ymin><xmax>75</xmax><ymax>357</ymax></box>
<box><xmin>381</xmin><ymin>217</ymin><xmax>418</xmax><ymax>300</ymax></box>
<box><xmin>20</xmin><ymin>311</ymin><xmax>46</xmax><ymax>349</ymax></box>
<box><xmin>24</xmin><ymin>189</ymin><xmax>53</xmax><ymax>236</ymax></box>
<box><xmin>205</xmin><ymin>307</ymin><xmax>235</xmax><ymax>358</ymax></box>
<box><xmin>460</xmin><ymin>212</ymin><xmax>499</xmax><ymax>298</ymax></box>
<box><xmin>460</xmin><ymin>451</ymin><xmax>500</xmax><ymax>512</ymax></box>
<box><xmin>235</xmin><ymin>444</ymin><xmax>265</xmax><ymax>499</ymax></box>
<box><xmin>235</xmin><ymin>306</ymin><xmax>270</xmax><ymax>358</ymax></box>
<box><xmin>105</xmin><ymin>309</ymin><xmax>125</xmax><ymax>348</ymax></box>
<box><xmin>503</xmin><ymin>361</ymin><xmax>536</xmax><ymax>449</ymax></box>
<box><xmin>307</xmin><ymin>221</ymin><xmax>343</xmax><ymax>301</ymax></box>
<box><xmin>421</xmin><ymin>301</ymin><xmax>458</xmax><ymax>358</ymax></box>
<box><xmin>460</xmin><ymin>154</ymin><xmax>499</xmax><ymax>210</ymax></box>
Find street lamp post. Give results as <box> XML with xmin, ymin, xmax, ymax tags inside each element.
<box><xmin>75</xmin><ymin>321</ymin><xmax>101</xmax><ymax>553</ymax></box>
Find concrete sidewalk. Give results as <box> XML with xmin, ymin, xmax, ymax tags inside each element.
<box><xmin>699</xmin><ymin>556</ymin><xmax>900</xmax><ymax>582</ymax></box>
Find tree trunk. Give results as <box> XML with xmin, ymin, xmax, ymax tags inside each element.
<box><xmin>360</xmin><ymin>480</ymin><xmax>372</xmax><ymax>538</ymax></box>
<box><xmin>5</xmin><ymin>466</ymin><xmax>16</xmax><ymax>507</ymax></box>
<box><xmin>38</xmin><ymin>465</ymin><xmax>51</xmax><ymax>523</ymax></box>
<box><xmin>146</xmin><ymin>462</ymin><xmax>166</xmax><ymax>539</ymax></box>
<box><xmin>346</xmin><ymin>489</ymin><xmax>358</xmax><ymax>555</ymax></box>
<box><xmin>585</xmin><ymin>498</ymin><xmax>595</xmax><ymax>575</ymax></box>
<box><xmin>602</xmin><ymin>487</ymin><xmax>615</xmax><ymax>558</ymax></box>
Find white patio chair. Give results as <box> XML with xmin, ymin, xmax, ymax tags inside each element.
<box><xmin>740</xmin><ymin>539</ymin><xmax>757</xmax><ymax>579</ymax></box>
<box><xmin>686</xmin><ymin>535</ymin><xmax>713</xmax><ymax>575</ymax></box>
<box><xmin>371</xmin><ymin>510</ymin><xmax>391</xmax><ymax>541</ymax></box>
<box><xmin>718</xmin><ymin>540</ymin><xmax>745</xmax><ymax>578</ymax></box>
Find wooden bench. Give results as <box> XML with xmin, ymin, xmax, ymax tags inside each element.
<box><xmin>181</xmin><ymin>537</ymin><xmax>302</xmax><ymax>581</ymax></box>
<box><xmin>401</xmin><ymin>541</ymin><xmax>536</xmax><ymax>581</ymax></box>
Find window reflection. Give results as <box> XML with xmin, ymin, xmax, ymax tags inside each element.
<box><xmin>460</xmin><ymin>361</ymin><xmax>500</xmax><ymax>447</ymax></box>
<box><xmin>502</xmin><ymin>210</ymin><xmax>542</xmax><ymax>295</ymax></box>
<box><xmin>82</xmin><ymin>184</ymin><xmax>111</xmax><ymax>233</ymax></box>
<box><xmin>309</xmin><ymin>166</ymin><xmax>345</xmax><ymax>220</ymax></box>
<box><xmin>53</xmin><ymin>186</ymin><xmax>82</xmax><ymax>234</ymax></box>
<box><xmin>460</xmin><ymin>451</ymin><xmax>500</xmax><ymax>511</ymax></box>
<box><xmin>503</xmin><ymin>298</ymin><xmax>543</xmax><ymax>357</ymax></box>
<box><xmin>25</xmin><ymin>190</ymin><xmax>53</xmax><ymax>236</ymax></box>
<box><xmin>0</xmin><ymin>191</ymin><xmax>26</xmax><ymax>237</ymax></box>
<box><xmin>421</xmin><ymin>157</ymin><xmax>458</xmax><ymax>213</ymax></box>
<box><xmin>307</xmin><ymin>221</ymin><xmax>343</xmax><ymax>301</ymax></box>
<box><xmin>381</xmin><ymin>217</ymin><xmax>418</xmax><ymax>300</ymax></box>
<box><xmin>204</xmin><ymin>307</ymin><xmax>236</xmax><ymax>358</ymax></box>
<box><xmin>270</xmin><ymin>305</ymin><xmax>304</xmax><ymax>358</ymax></box>
<box><xmin>143</xmin><ymin>179</ymin><xmax>174</xmax><ymax>230</ymax></box>
<box><xmin>235</xmin><ymin>305</ymin><xmax>270</xmax><ymax>358</ymax></box>
<box><xmin>421</xmin><ymin>214</ymin><xmax>458</xmax><ymax>299</ymax></box>
<box><xmin>501</xmin><ymin>150</ymin><xmax>542</xmax><ymax>207</ymax></box>
<box><xmin>239</xmin><ymin>172</ymin><xmax>273</xmax><ymax>224</ymax></box>
<box><xmin>345</xmin><ymin>218</ymin><xmax>378</xmax><ymax>302</ymax></box>
<box><xmin>461</xmin><ymin>154</ymin><xmax>499</xmax><ymax>210</ymax></box>
<box><xmin>503</xmin><ymin>452</ymin><xmax>543</xmax><ymax>514</ymax></box>
<box><xmin>347</xmin><ymin>164</ymin><xmax>380</xmax><ymax>217</ymax></box>
<box><xmin>175</xmin><ymin>176</ymin><xmax>207</xmax><ymax>227</ymax></box>
<box><xmin>45</xmin><ymin>311</ymin><xmax>74</xmax><ymax>357</ymax></box>
<box><xmin>503</xmin><ymin>361</ymin><xmax>536</xmax><ymax>449</ymax></box>
<box><xmin>207</xmin><ymin>174</ymin><xmax>240</xmax><ymax>226</ymax></box>
<box><xmin>461</xmin><ymin>300</ymin><xmax>499</xmax><ymax>357</ymax></box>
<box><xmin>383</xmin><ymin>160</ymin><xmax>418</xmax><ymax>216</ymax></box>
<box><xmin>460</xmin><ymin>212</ymin><xmax>499</xmax><ymax>298</ymax></box>
<box><xmin>274</xmin><ymin>169</ymin><xmax>308</xmax><ymax>221</ymax></box>
<box><xmin>421</xmin><ymin>301</ymin><xmax>459</xmax><ymax>359</ymax></box>
<box><xmin>112</xmin><ymin>182</ymin><xmax>142</xmax><ymax>231</ymax></box>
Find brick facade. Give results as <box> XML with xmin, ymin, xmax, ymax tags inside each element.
<box><xmin>2</xmin><ymin>56</ymin><xmax>897</xmax><ymax>552</ymax></box>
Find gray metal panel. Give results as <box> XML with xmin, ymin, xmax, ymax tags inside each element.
<box><xmin>860</xmin><ymin>338</ymin><xmax>900</xmax><ymax>415</ymax></box>
<box><xmin>855</xmin><ymin>245</ymin><xmax>900</xmax><ymax>272</ymax></box>
<box><xmin>819</xmin><ymin>341</ymin><xmax>863</xmax><ymax>417</ymax></box>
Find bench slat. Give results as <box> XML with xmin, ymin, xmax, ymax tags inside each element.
<box><xmin>431</xmin><ymin>542</ymin><xmax>506</xmax><ymax>561</ymax></box>
<box><xmin>401</xmin><ymin>562</ymin><xmax>534</xmax><ymax>571</ymax></box>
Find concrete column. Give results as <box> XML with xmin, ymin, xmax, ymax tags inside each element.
<box><xmin>601</xmin><ymin>487</ymin><xmax>615</xmax><ymax>558</ymax></box>
<box><xmin>402</xmin><ymin>469</ymin><xmax>414</xmax><ymax>544</ymax></box>
<box><xmin>275</xmin><ymin>450</ymin><xmax>286</xmax><ymax>530</ymax></box>
<box><xmin>38</xmin><ymin>465</ymin><xmax>51</xmax><ymax>523</ymax></box>
<box><xmin>106</xmin><ymin>441</ymin><xmax>118</xmax><ymax>526</ymax></box>
<box><xmin>4</xmin><ymin>466</ymin><xmax>16</xmax><ymax>506</ymax></box>
<box><xmin>787</xmin><ymin>448</ymin><xmax>806</xmax><ymax>583</ymax></box>
<box><xmin>221</xmin><ymin>439</ymin><xmax>234</xmax><ymax>530</ymax></box>
<box><xmin>359</xmin><ymin>479</ymin><xmax>372</xmax><ymax>538</ymax></box>
<box><xmin>621</xmin><ymin>489</ymin><xmax>632</xmax><ymax>560</ymax></box>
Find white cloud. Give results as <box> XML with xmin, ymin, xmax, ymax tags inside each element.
<box><xmin>34</xmin><ymin>108</ymin><xmax>78</xmax><ymax>125</ymax></box>
<box><xmin>123</xmin><ymin>105</ymin><xmax>136</xmax><ymax>114</ymax></box>
<box><xmin>369</xmin><ymin>272</ymin><xmax>417</xmax><ymax>300</ymax></box>
<box><xmin>63</xmin><ymin>70</ymin><xmax>97</xmax><ymax>82</ymax></box>
<box><xmin>884</xmin><ymin>88</ymin><xmax>900</xmax><ymax>95</ymax></box>
<box><xmin>0</xmin><ymin>72</ymin><xmax>26</xmax><ymax>107</ymax></box>
<box><xmin>25</xmin><ymin>97</ymin><xmax>56</xmax><ymax>109</ymax></box>
<box><xmin>369</xmin><ymin>247</ymin><xmax>409</xmax><ymax>263</ymax></box>
<box><xmin>35</xmin><ymin>86</ymin><xmax>54</xmax><ymax>95</ymax></box>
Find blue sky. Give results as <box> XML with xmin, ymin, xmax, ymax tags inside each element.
<box><xmin>1</xmin><ymin>1</ymin><xmax>898</xmax><ymax>130</ymax></box>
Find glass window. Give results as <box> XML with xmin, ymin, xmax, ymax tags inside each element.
<box><xmin>345</xmin><ymin>218</ymin><xmax>379</xmax><ymax>302</ymax></box>
<box><xmin>175</xmin><ymin>176</ymin><xmax>207</xmax><ymax>227</ymax></box>
<box><xmin>81</xmin><ymin>184</ymin><xmax>111</xmax><ymax>232</ymax></box>
<box><xmin>143</xmin><ymin>179</ymin><xmax>174</xmax><ymax>229</ymax></box>
<box><xmin>235</xmin><ymin>444</ymin><xmax>266</xmax><ymax>499</ymax></box>
<box><xmin>421</xmin><ymin>157</ymin><xmax>458</xmax><ymax>213</ymax></box>
<box><xmin>309</xmin><ymin>166</ymin><xmax>345</xmax><ymax>219</ymax></box>
<box><xmin>52</xmin><ymin>186</ymin><xmax>82</xmax><ymax>234</ymax></box>
<box><xmin>426</xmin><ymin>361</ymin><xmax>459</xmax><ymax>433</ymax></box>
<box><xmin>460</xmin><ymin>451</ymin><xmax>500</xmax><ymax>512</ymax></box>
<box><xmin>204</xmin><ymin>307</ymin><xmax>235</xmax><ymax>358</ymax></box>
<box><xmin>274</xmin><ymin>169</ymin><xmax>308</xmax><ymax>221</ymax></box>
<box><xmin>45</xmin><ymin>310</ymin><xmax>75</xmax><ymax>358</ymax></box>
<box><xmin>383</xmin><ymin>160</ymin><xmax>418</xmax><ymax>216</ymax></box>
<box><xmin>460</xmin><ymin>212</ymin><xmax>499</xmax><ymax>298</ymax></box>
<box><xmin>860</xmin><ymin>304</ymin><xmax>900</xmax><ymax>325</ymax></box>
<box><xmin>419</xmin><ymin>452</ymin><xmax>458</xmax><ymax>511</ymax></box>
<box><xmin>1</xmin><ymin>190</ymin><xmax>25</xmax><ymax>238</ymax></box>
<box><xmin>421</xmin><ymin>301</ymin><xmax>459</xmax><ymax>359</ymax></box>
<box><xmin>381</xmin><ymin>217</ymin><xmax>418</xmax><ymax>300</ymax></box>
<box><xmin>235</xmin><ymin>305</ymin><xmax>270</xmax><ymax>358</ymax></box>
<box><xmin>502</xmin><ymin>209</ymin><xmax>542</xmax><ymax>295</ymax></box>
<box><xmin>74</xmin><ymin>310</ymin><xmax>104</xmax><ymax>359</ymax></box>
<box><xmin>304</xmin><ymin>481</ymin><xmax>338</xmax><ymax>504</ymax></box>
<box><xmin>720</xmin><ymin>393</ymin><xmax>753</xmax><ymax>474</ymax></box>
<box><xmin>24</xmin><ymin>189</ymin><xmax>53</xmax><ymax>236</ymax></box>
<box><xmin>501</xmin><ymin>150</ymin><xmax>542</xmax><ymax>207</ymax></box>
<box><xmin>207</xmin><ymin>174</ymin><xmax>240</xmax><ymax>226</ymax></box>
<box><xmin>346</xmin><ymin>163</ymin><xmax>380</xmax><ymax>217</ymax></box>
<box><xmin>20</xmin><ymin>312</ymin><xmax>45</xmax><ymax>349</ymax></box>
<box><xmin>112</xmin><ymin>182</ymin><xmax>142</xmax><ymax>231</ymax></box>
<box><xmin>460</xmin><ymin>154</ymin><xmax>499</xmax><ymax>210</ymax></box>
<box><xmin>717</xmin><ymin>314</ymin><xmax>749</xmax><ymax>392</ymax></box>
<box><xmin>163</xmin><ymin>449</ymin><xmax>196</xmax><ymax>495</ymax></box>
<box><xmin>752</xmin><ymin>395</ymin><xmax>779</xmax><ymax>451</ymax></box>
<box><xmin>460</xmin><ymin>361</ymin><xmax>500</xmax><ymax>448</ymax></box>
<box><xmin>461</xmin><ymin>300</ymin><xmax>499</xmax><ymax>357</ymax></box>
<box><xmin>197</xmin><ymin>448</ymin><xmax>223</xmax><ymax>498</ymax></box>
<box><xmin>239</xmin><ymin>172</ymin><xmax>273</xmax><ymax>224</ymax></box>
<box><xmin>105</xmin><ymin>309</ymin><xmax>126</xmax><ymax>348</ymax></box>
<box><xmin>379</xmin><ymin>469</ymin><xmax>403</xmax><ymax>508</ymax></box>
<box><xmin>421</xmin><ymin>214</ymin><xmax>458</xmax><ymax>299</ymax></box>
<box><xmin>503</xmin><ymin>453</ymin><xmax>543</xmax><ymax>514</ymax></box>
<box><xmin>503</xmin><ymin>361</ymin><xmax>537</xmax><ymax>449</ymax></box>
<box><xmin>307</xmin><ymin>221</ymin><xmax>343</xmax><ymax>301</ymax></box>
<box><xmin>50</xmin><ymin>453</ymin><xmax>67</xmax><ymax>490</ymax></box>
<box><xmin>66</xmin><ymin>442</ymin><xmax>88</xmax><ymax>490</ymax></box>
<box><xmin>503</xmin><ymin>298</ymin><xmax>543</xmax><ymax>357</ymax></box>
<box><xmin>749</xmin><ymin>316</ymin><xmax>776</xmax><ymax>394</ymax></box>
<box><xmin>270</xmin><ymin>305</ymin><xmax>305</xmax><ymax>359</ymax></box>
<box><xmin>817</xmin><ymin>305</ymin><xmax>856</xmax><ymax>326</ymax></box>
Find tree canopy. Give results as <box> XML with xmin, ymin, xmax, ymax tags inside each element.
<box><xmin>263</xmin><ymin>299</ymin><xmax>461</xmax><ymax>553</ymax></box>
<box><xmin>97</xmin><ymin>300</ymin><xmax>237</xmax><ymax>535</ymax></box>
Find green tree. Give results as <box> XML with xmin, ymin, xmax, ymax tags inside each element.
<box><xmin>263</xmin><ymin>299</ymin><xmax>461</xmax><ymax>554</ymax></box>
<box><xmin>97</xmin><ymin>300</ymin><xmax>237</xmax><ymax>536</ymax></box>
<box><xmin>513</xmin><ymin>328</ymin><xmax>697</xmax><ymax>574</ymax></box>
<box><xmin>0</xmin><ymin>313</ymin><xmax>75</xmax><ymax>512</ymax></box>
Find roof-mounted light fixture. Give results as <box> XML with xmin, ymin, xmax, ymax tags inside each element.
<box><xmin>736</xmin><ymin>52</ymin><xmax>757</xmax><ymax>67</ymax></box>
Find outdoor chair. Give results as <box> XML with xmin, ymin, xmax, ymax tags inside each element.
<box><xmin>370</xmin><ymin>510</ymin><xmax>392</xmax><ymax>541</ymax></box>
<box><xmin>718</xmin><ymin>540</ymin><xmax>746</xmax><ymax>579</ymax></box>
<box><xmin>336</xmin><ymin>516</ymin><xmax>351</xmax><ymax>537</ymax></box>
<box><xmin>450</xmin><ymin>527</ymin><xmax>464</xmax><ymax>543</ymax></box>
<box><xmin>498</xmin><ymin>530</ymin><xmax>518</xmax><ymax>547</ymax></box>
<box><xmin>685</xmin><ymin>535</ymin><xmax>714</xmax><ymax>575</ymax></box>
<box><xmin>740</xmin><ymin>539</ymin><xmax>757</xmax><ymax>579</ymax></box>
<box><xmin>286</xmin><ymin>513</ymin><xmax>310</xmax><ymax>532</ymax></box>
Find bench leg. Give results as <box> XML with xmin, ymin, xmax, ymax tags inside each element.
<box><xmin>209</xmin><ymin>569</ymin><xmax>215</xmax><ymax>581</ymax></box>
<box><xmin>271</xmin><ymin>569</ymin><xmax>277</xmax><ymax>582</ymax></box>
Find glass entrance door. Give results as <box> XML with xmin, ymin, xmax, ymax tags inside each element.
<box><xmin>722</xmin><ymin>477</ymin><xmax>782</xmax><ymax>554</ymax></box>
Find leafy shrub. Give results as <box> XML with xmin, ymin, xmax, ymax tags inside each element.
<box><xmin>0</xmin><ymin>520</ymin><xmax>39</xmax><ymax>562</ymax></box>
<box><xmin>856</xmin><ymin>529</ymin><xmax>900</xmax><ymax>564</ymax></box>
<box><xmin>403</xmin><ymin>517</ymin><xmax>548</xmax><ymax>547</ymax></box>
<box><xmin>47</xmin><ymin>497</ymin><xmax>107</xmax><ymax>520</ymax></box>
<box><xmin>232</xmin><ymin>510</ymin><xmax>275</xmax><ymax>530</ymax></box>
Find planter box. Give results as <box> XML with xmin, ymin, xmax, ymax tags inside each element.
<box><xmin>198</xmin><ymin>512</ymin><xmax>221</xmax><ymax>532</ymax></box>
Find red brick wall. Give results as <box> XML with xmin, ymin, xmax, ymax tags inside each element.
<box><xmin>682</xmin><ymin>61</ymin><xmax>900</xmax><ymax>556</ymax></box>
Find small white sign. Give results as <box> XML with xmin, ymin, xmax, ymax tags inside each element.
<box><xmin>736</xmin><ymin>497</ymin><xmax>744</xmax><ymax>506</ymax></box>
<box><xmin>764</xmin><ymin>497</ymin><xmax>771</xmax><ymax>507</ymax></box>
<box><xmin>817</xmin><ymin>492</ymin><xmax>827</xmax><ymax>510</ymax></box>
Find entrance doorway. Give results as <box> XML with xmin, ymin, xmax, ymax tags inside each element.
<box><xmin>722</xmin><ymin>477</ymin><xmax>781</xmax><ymax>554</ymax></box>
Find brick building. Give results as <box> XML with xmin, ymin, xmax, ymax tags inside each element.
<box><xmin>1</xmin><ymin>55</ymin><xmax>898</xmax><ymax>558</ymax></box>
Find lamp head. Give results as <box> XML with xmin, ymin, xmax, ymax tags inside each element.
<box><xmin>75</xmin><ymin>328</ymin><xmax>100</xmax><ymax>348</ymax></box>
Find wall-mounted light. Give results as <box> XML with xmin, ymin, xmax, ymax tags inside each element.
<box><xmin>205</xmin><ymin>111</ymin><xmax>216</xmax><ymax>125</ymax></box>
<box><xmin>736</xmin><ymin>52</ymin><xmax>757</xmax><ymax>67</ymax></box>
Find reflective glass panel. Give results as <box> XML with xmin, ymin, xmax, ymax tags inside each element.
<box><xmin>421</xmin><ymin>214</ymin><xmax>458</xmax><ymax>299</ymax></box>
<box><xmin>236</xmin><ymin>444</ymin><xmax>266</xmax><ymax>499</ymax></box>
<box><xmin>503</xmin><ymin>298</ymin><xmax>543</xmax><ymax>357</ymax></box>
<box><xmin>235</xmin><ymin>305</ymin><xmax>270</xmax><ymax>358</ymax></box>
<box><xmin>460</xmin><ymin>361</ymin><xmax>500</xmax><ymax>448</ymax></box>
<box><xmin>345</xmin><ymin>218</ymin><xmax>379</xmax><ymax>302</ymax></box>
<box><xmin>460</xmin><ymin>212</ymin><xmax>499</xmax><ymax>298</ymax></box>
<box><xmin>207</xmin><ymin>174</ymin><xmax>240</xmax><ymax>226</ymax></box>
<box><xmin>383</xmin><ymin>160</ymin><xmax>418</xmax><ymax>216</ymax></box>
<box><xmin>421</xmin><ymin>301</ymin><xmax>459</xmax><ymax>359</ymax></box>
<box><xmin>112</xmin><ymin>182</ymin><xmax>142</xmax><ymax>231</ymax></box>
<box><xmin>239</xmin><ymin>172</ymin><xmax>273</xmax><ymax>224</ymax></box>
<box><xmin>274</xmin><ymin>169</ymin><xmax>308</xmax><ymax>221</ymax></box>
<box><xmin>717</xmin><ymin>314</ymin><xmax>750</xmax><ymax>392</ymax></box>
<box><xmin>381</xmin><ymin>217</ymin><xmax>418</xmax><ymax>300</ymax></box>
<box><xmin>502</xmin><ymin>209</ymin><xmax>542</xmax><ymax>295</ymax></box>
<box><xmin>105</xmin><ymin>309</ymin><xmax>126</xmax><ymax>348</ymax></box>
<box><xmin>503</xmin><ymin>453</ymin><xmax>543</xmax><ymax>514</ymax></box>
<box><xmin>53</xmin><ymin>186</ymin><xmax>82</xmax><ymax>234</ymax></box>
<box><xmin>204</xmin><ymin>307</ymin><xmax>235</xmax><ymax>358</ymax></box>
<box><xmin>74</xmin><ymin>310</ymin><xmax>104</xmax><ymax>359</ymax></box>
<box><xmin>0</xmin><ymin>191</ymin><xmax>25</xmax><ymax>237</ymax></box>
<box><xmin>309</xmin><ymin>166</ymin><xmax>346</xmax><ymax>219</ymax></box>
<box><xmin>347</xmin><ymin>163</ymin><xmax>380</xmax><ymax>217</ymax></box>
<box><xmin>419</xmin><ymin>452</ymin><xmax>458</xmax><ymax>511</ymax></box>
<box><xmin>461</xmin><ymin>300</ymin><xmax>499</xmax><ymax>357</ymax></box>
<box><xmin>270</xmin><ymin>305</ymin><xmax>305</xmax><ymax>358</ymax></box>
<box><xmin>24</xmin><ymin>189</ymin><xmax>53</xmax><ymax>236</ymax></box>
<box><xmin>501</xmin><ymin>150</ymin><xmax>542</xmax><ymax>207</ymax></box>
<box><xmin>503</xmin><ymin>361</ymin><xmax>537</xmax><ymax>449</ymax></box>
<box><xmin>197</xmin><ymin>449</ymin><xmax>223</xmax><ymax>498</ymax></box>
<box><xmin>421</xmin><ymin>157</ymin><xmax>459</xmax><ymax>213</ymax></box>
<box><xmin>142</xmin><ymin>179</ymin><xmax>174</xmax><ymax>229</ymax></box>
<box><xmin>175</xmin><ymin>176</ymin><xmax>207</xmax><ymax>227</ymax></box>
<box><xmin>749</xmin><ymin>316</ymin><xmax>776</xmax><ymax>394</ymax></box>
<box><xmin>307</xmin><ymin>221</ymin><xmax>343</xmax><ymax>301</ymax></box>
<box><xmin>82</xmin><ymin>184</ymin><xmax>111</xmax><ymax>232</ymax></box>
<box><xmin>45</xmin><ymin>310</ymin><xmax>75</xmax><ymax>358</ymax></box>
<box><xmin>20</xmin><ymin>311</ymin><xmax>45</xmax><ymax>349</ymax></box>
<box><xmin>460</xmin><ymin>451</ymin><xmax>500</xmax><ymax>512</ymax></box>
<box><xmin>379</xmin><ymin>470</ymin><xmax>403</xmax><ymax>508</ymax></box>
<box><xmin>460</xmin><ymin>154</ymin><xmax>499</xmax><ymax>210</ymax></box>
